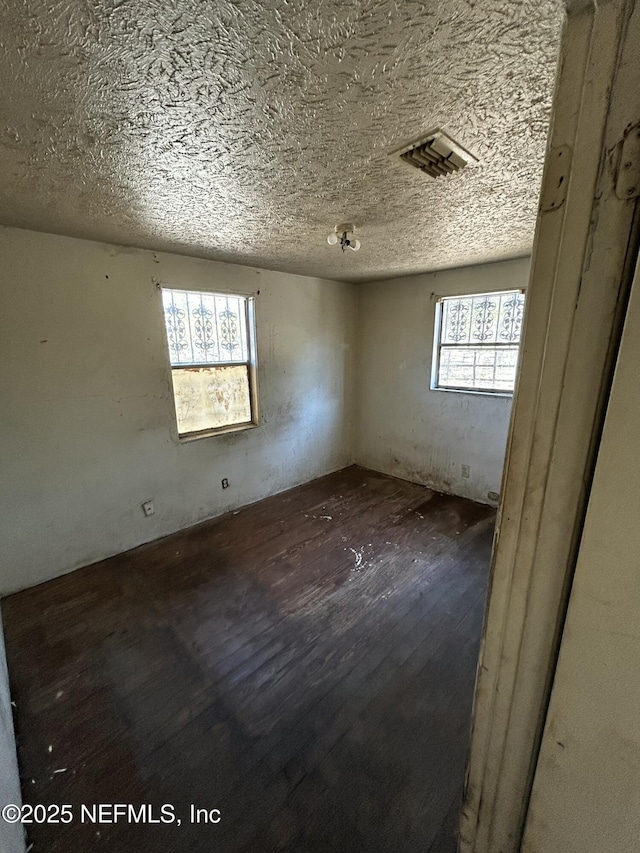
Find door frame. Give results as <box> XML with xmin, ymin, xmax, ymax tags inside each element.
<box><xmin>460</xmin><ymin>1</ymin><xmax>640</xmax><ymax>851</ymax></box>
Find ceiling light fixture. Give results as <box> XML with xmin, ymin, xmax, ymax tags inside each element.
<box><xmin>327</xmin><ymin>223</ymin><xmax>361</xmax><ymax>252</ymax></box>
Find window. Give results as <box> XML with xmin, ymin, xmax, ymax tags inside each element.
<box><xmin>432</xmin><ymin>290</ymin><xmax>525</xmax><ymax>394</ymax></box>
<box><xmin>161</xmin><ymin>287</ymin><xmax>258</xmax><ymax>438</ymax></box>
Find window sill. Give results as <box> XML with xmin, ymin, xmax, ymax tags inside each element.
<box><xmin>178</xmin><ymin>421</ymin><xmax>259</xmax><ymax>443</ymax></box>
<box><xmin>430</xmin><ymin>385</ymin><xmax>514</xmax><ymax>398</ymax></box>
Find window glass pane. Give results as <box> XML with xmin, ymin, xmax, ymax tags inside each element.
<box><xmin>171</xmin><ymin>365</ymin><xmax>251</xmax><ymax>434</ymax></box>
<box><xmin>496</xmin><ymin>291</ymin><xmax>525</xmax><ymax>342</ymax></box>
<box><xmin>162</xmin><ymin>289</ymin><xmax>248</xmax><ymax>365</ymax></box>
<box><xmin>438</xmin><ymin>345</ymin><xmax>520</xmax><ymax>392</ymax></box>
<box><xmin>436</xmin><ymin>290</ymin><xmax>525</xmax><ymax>393</ymax></box>
<box><xmin>470</xmin><ymin>295</ymin><xmax>500</xmax><ymax>344</ymax></box>
<box><xmin>440</xmin><ymin>291</ymin><xmax>525</xmax><ymax>347</ymax></box>
<box><xmin>441</xmin><ymin>296</ymin><xmax>472</xmax><ymax>344</ymax></box>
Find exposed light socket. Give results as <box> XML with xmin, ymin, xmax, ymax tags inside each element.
<box><xmin>142</xmin><ymin>500</ymin><xmax>155</xmax><ymax>517</ymax></box>
<box><xmin>488</xmin><ymin>491</ymin><xmax>500</xmax><ymax>503</ymax></box>
<box><xmin>461</xmin><ymin>464</ymin><xmax>470</xmax><ymax>479</ymax></box>
<box><xmin>221</xmin><ymin>478</ymin><xmax>229</xmax><ymax>490</ymax></box>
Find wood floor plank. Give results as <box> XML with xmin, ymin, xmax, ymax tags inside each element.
<box><xmin>1</xmin><ymin>465</ymin><xmax>494</xmax><ymax>852</ymax></box>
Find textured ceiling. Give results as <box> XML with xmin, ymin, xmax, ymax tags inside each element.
<box><xmin>0</xmin><ymin>0</ymin><xmax>562</xmax><ymax>282</ymax></box>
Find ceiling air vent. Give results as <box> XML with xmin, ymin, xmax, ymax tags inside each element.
<box><xmin>389</xmin><ymin>128</ymin><xmax>478</xmax><ymax>179</ymax></box>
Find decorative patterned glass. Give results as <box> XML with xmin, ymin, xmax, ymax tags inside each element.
<box><xmin>162</xmin><ymin>289</ymin><xmax>249</xmax><ymax>365</ymax></box>
<box><xmin>433</xmin><ymin>290</ymin><xmax>525</xmax><ymax>393</ymax></box>
<box><xmin>161</xmin><ymin>287</ymin><xmax>257</xmax><ymax>436</ymax></box>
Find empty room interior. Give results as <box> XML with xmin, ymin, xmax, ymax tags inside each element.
<box><xmin>7</xmin><ymin>1</ymin><xmax>640</xmax><ymax>852</ymax></box>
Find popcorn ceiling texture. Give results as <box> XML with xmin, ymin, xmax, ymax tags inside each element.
<box><xmin>0</xmin><ymin>0</ymin><xmax>562</xmax><ymax>282</ymax></box>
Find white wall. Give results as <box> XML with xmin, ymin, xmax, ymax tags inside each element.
<box><xmin>0</xmin><ymin>225</ymin><xmax>530</xmax><ymax>596</ymax></box>
<box><xmin>521</xmin><ymin>260</ymin><xmax>640</xmax><ymax>853</ymax></box>
<box><xmin>354</xmin><ymin>258</ymin><xmax>530</xmax><ymax>504</ymax></box>
<box><xmin>0</xmin><ymin>227</ymin><xmax>356</xmax><ymax>595</ymax></box>
<box><xmin>0</xmin><ymin>615</ymin><xmax>25</xmax><ymax>853</ymax></box>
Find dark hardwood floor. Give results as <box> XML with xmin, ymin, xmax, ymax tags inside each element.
<box><xmin>2</xmin><ymin>465</ymin><xmax>495</xmax><ymax>853</ymax></box>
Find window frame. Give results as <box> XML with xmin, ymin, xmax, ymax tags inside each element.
<box><xmin>159</xmin><ymin>285</ymin><xmax>259</xmax><ymax>442</ymax></box>
<box><xmin>430</xmin><ymin>288</ymin><xmax>525</xmax><ymax>397</ymax></box>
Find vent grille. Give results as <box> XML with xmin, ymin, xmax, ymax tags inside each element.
<box><xmin>390</xmin><ymin>128</ymin><xmax>478</xmax><ymax>180</ymax></box>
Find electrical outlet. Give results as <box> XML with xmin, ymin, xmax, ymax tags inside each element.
<box><xmin>488</xmin><ymin>491</ymin><xmax>500</xmax><ymax>503</ymax></box>
<box><xmin>461</xmin><ymin>464</ymin><xmax>470</xmax><ymax>479</ymax></box>
<box><xmin>221</xmin><ymin>478</ymin><xmax>229</xmax><ymax>490</ymax></box>
<box><xmin>142</xmin><ymin>500</ymin><xmax>155</xmax><ymax>517</ymax></box>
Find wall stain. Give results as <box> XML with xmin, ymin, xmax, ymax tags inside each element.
<box><xmin>414</xmin><ymin>491</ymin><xmax>493</xmax><ymax>535</ymax></box>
